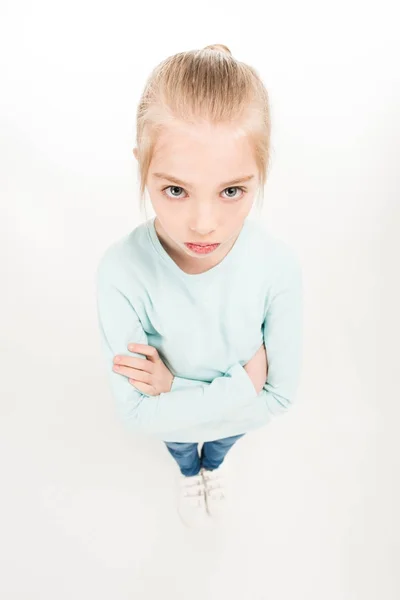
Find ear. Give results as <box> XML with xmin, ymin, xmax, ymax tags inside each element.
<box><xmin>132</xmin><ymin>147</ymin><xmax>138</xmax><ymax>161</ymax></box>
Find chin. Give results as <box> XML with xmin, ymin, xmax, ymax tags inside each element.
<box><xmin>186</xmin><ymin>250</ymin><xmax>214</xmax><ymax>259</ymax></box>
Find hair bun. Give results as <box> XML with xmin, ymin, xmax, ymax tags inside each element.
<box><xmin>203</xmin><ymin>44</ymin><xmax>232</xmax><ymax>56</ymax></box>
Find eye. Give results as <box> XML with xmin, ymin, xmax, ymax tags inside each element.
<box><xmin>162</xmin><ymin>186</ymin><xmax>187</xmax><ymax>199</ymax></box>
<box><xmin>162</xmin><ymin>185</ymin><xmax>247</xmax><ymax>201</ymax></box>
<box><xmin>221</xmin><ymin>186</ymin><xmax>246</xmax><ymax>200</ymax></box>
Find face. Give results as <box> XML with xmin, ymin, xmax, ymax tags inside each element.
<box><xmin>133</xmin><ymin>120</ymin><xmax>259</xmax><ymax>270</ymax></box>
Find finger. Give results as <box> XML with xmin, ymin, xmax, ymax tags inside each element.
<box><xmin>113</xmin><ymin>364</ymin><xmax>151</xmax><ymax>384</ymax></box>
<box><xmin>129</xmin><ymin>379</ymin><xmax>156</xmax><ymax>396</ymax></box>
<box><xmin>127</xmin><ymin>343</ymin><xmax>160</xmax><ymax>362</ymax></box>
<box><xmin>114</xmin><ymin>354</ymin><xmax>153</xmax><ymax>373</ymax></box>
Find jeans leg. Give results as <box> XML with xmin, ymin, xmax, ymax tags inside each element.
<box><xmin>200</xmin><ymin>434</ymin><xmax>245</xmax><ymax>471</ymax></box>
<box><xmin>164</xmin><ymin>441</ymin><xmax>201</xmax><ymax>477</ymax></box>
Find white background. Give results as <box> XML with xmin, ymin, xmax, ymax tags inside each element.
<box><xmin>1</xmin><ymin>0</ymin><xmax>399</xmax><ymax>598</ymax></box>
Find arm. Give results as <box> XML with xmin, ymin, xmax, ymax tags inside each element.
<box><xmin>259</xmin><ymin>248</ymin><xmax>303</xmax><ymax>415</ymax></box>
<box><xmin>215</xmin><ymin>248</ymin><xmax>303</xmax><ymax>426</ymax></box>
<box><xmin>95</xmin><ymin>267</ymin><xmax>258</xmax><ymax>435</ymax></box>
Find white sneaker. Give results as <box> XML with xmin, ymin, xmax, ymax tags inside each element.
<box><xmin>176</xmin><ymin>472</ymin><xmax>208</xmax><ymax>528</ymax></box>
<box><xmin>201</xmin><ymin>466</ymin><xmax>228</xmax><ymax>520</ymax></box>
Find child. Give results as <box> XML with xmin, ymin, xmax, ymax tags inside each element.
<box><xmin>95</xmin><ymin>44</ymin><xmax>303</xmax><ymax>528</ymax></box>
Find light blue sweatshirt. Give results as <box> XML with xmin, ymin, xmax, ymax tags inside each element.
<box><xmin>95</xmin><ymin>215</ymin><xmax>303</xmax><ymax>443</ymax></box>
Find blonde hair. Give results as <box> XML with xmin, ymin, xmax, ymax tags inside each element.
<box><xmin>135</xmin><ymin>44</ymin><xmax>271</xmax><ymax>216</ymax></box>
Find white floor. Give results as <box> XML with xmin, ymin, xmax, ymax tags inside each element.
<box><xmin>1</xmin><ymin>369</ymin><xmax>397</xmax><ymax>600</ymax></box>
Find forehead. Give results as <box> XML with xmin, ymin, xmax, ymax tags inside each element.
<box><xmin>150</xmin><ymin>121</ymin><xmax>257</xmax><ymax>182</ymax></box>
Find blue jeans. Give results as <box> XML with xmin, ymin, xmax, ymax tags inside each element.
<box><xmin>164</xmin><ymin>434</ymin><xmax>245</xmax><ymax>477</ymax></box>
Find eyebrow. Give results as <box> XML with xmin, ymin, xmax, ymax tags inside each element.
<box><xmin>152</xmin><ymin>172</ymin><xmax>255</xmax><ymax>189</ymax></box>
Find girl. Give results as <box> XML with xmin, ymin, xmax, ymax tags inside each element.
<box><xmin>95</xmin><ymin>44</ymin><xmax>303</xmax><ymax>528</ymax></box>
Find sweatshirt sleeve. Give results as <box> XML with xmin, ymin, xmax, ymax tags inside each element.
<box><xmin>259</xmin><ymin>247</ymin><xmax>303</xmax><ymax>415</ymax></box>
<box><xmin>95</xmin><ymin>263</ymin><xmax>258</xmax><ymax>436</ymax></box>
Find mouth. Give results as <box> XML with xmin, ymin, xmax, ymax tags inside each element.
<box><xmin>184</xmin><ymin>242</ymin><xmax>221</xmax><ymax>255</ymax></box>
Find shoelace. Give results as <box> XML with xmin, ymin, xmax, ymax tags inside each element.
<box><xmin>202</xmin><ymin>470</ymin><xmax>226</xmax><ymax>500</ymax></box>
<box><xmin>181</xmin><ymin>476</ymin><xmax>205</xmax><ymax>505</ymax></box>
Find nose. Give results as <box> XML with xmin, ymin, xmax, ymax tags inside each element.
<box><xmin>189</xmin><ymin>226</ymin><xmax>216</xmax><ymax>237</ymax></box>
<box><xmin>189</xmin><ymin>210</ymin><xmax>217</xmax><ymax>237</ymax></box>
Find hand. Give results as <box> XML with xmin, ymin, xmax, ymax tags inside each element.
<box><xmin>243</xmin><ymin>343</ymin><xmax>268</xmax><ymax>395</ymax></box>
<box><xmin>113</xmin><ymin>343</ymin><xmax>174</xmax><ymax>396</ymax></box>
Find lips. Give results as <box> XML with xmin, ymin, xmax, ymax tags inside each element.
<box><xmin>184</xmin><ymin>242</ymin><xmax>220</xmax><ymax>254</ymax></box>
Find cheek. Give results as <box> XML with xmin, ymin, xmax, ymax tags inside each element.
<box><xmin>147</xmin><ymin>190</ymin><xmax>171</xmax><ymax>217</ymax></box>
<box><xmin>151</xmin><ymin>197</ymin><xmax>175</xmax><ymax>224</ymax></box>
<box><xmin>151</xmin><ymin>193</ymin><xmax>184</xmax><ymax>223</ymax></box>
